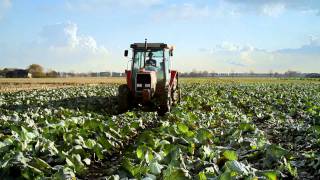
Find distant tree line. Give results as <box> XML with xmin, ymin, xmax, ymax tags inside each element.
<box><xmin>0</xmin><ymin>64</ymin><xmax>59</xmax><ymax>78</ymax></box>
<box><xmin>0</xmin><ymin>64</ymin><xmax>125</xmax><ymax>78</ymax></box>
<box><xmin>179</xmin><ymin>69</ymin><xmax>320</xmax><ymax>78</ymax></box>
<box><xmin>57</xmin><ymin>71</ymin><xmax>124</xmax><ymax>78</ymax></box>
<box><xmin>0</xmin><ymin>65</ymin><xmax>319</xmax><ymax>78</ymax></box>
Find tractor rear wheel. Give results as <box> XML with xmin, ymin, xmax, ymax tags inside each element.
<box><xmin>158</xmin><ymin>86</ymin><xmax>172</xmax><ymax>116</ymax></box>
<box><xmin>118</xmin><ymin>84</ymin><xmax>131</xmax><ymax>112</ymax></box>
<box><xmin>173</xmin><ymin>88</ymin><xmax>181</xmax><ymax>104</ymax></box>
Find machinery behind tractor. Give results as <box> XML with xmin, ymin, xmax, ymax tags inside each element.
<box><xmin>118</xmin><ymin>39</ymin><xmax>180</xmax><ymax>115</ymax></box>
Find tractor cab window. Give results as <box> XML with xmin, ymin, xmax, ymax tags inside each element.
<box><xmin>133</xmin><ymin>49</ymin><xmax>166</xmax><ymax>81</ymax></box>
<box><xmin>133</xmin><ymin>49</ymin><xmax>164</xmax><ymax>71</ymax></box>
<box><xmin>132</xmin><ymin>51</ymin><xmax>144</xmax><ymax>70</ymax></box>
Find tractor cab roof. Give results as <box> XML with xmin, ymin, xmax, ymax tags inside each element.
<box><xmin>130</xmin><ymin>43</ymin><xmax>173</xmax><ymax>50</ymax></box>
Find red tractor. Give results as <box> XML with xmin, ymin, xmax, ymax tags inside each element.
<box><xmin>118</xmin><ymin>39</ymin><xmax>180</xmax><ymax>115</ymax></box>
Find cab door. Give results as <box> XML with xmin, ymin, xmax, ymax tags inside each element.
<box><xmin>163</xmin><ymin>49</ymin><xmax>171</xmax><ymax>83</ymax></box>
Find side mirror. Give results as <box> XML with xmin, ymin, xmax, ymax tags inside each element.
<box><xmin>124</xmin><ymin>50</ymin><xmax>129</xmax><ymax>57</ymax></box>
<box><xmin>170</xmin><ymin>50</ymin><xmax>173</xmax><ymax>56</ymax></box>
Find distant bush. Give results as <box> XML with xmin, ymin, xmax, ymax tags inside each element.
<box><xmin>27</xmin><ymin>64</ymin><xmax>45</xmax><ymax>78</ymax></box>
<box><xmin>305</xmin><ymin>73</ymin><xmax>320</xmax><ymax>78</ymax></box>
<box><xmin>46</xmin><ymin>70</ymin><xmax>59</xmax><ymax>78</ymax></box>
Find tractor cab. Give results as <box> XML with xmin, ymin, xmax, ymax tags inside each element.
<box><xmin>119</xmin><ymin>39</ymin><xmax>180</xmax><ymax>115</ymax></box>
<box><xmin>125</xmin><ymin>42</ymin><xmax>173</xmax><ymax>91</ymax></box>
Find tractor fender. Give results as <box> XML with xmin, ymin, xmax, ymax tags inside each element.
<box><xmin>125</xmin><ymin>70</ymin><xmax>133</xmax><ymax>92</ymax></box>
<box><xmin>169</xmin><ymin>70</ymin><xmax>178</xmax><ymax>89</ymax></box>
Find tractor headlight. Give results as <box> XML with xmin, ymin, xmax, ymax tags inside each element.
<box><xmin>145</xmin><ymin>84</ymin><xmax>151</xmax><ymax>88</ymax></box>
<box><xmin>137</xmin><ymin>84</ymin><xmax>142</xmax><ymax>87</ymax></box>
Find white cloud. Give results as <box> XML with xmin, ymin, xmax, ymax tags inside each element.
<box><xmin>37</xmin><ymin>22</ymin><xmax>109</xmax><ymax>71</ymax></box>
<box><xmin>0</xmin><ymin>22</ymin><xmax>110</xmax><ymax>72</ymax></box>
<box><xmin>276</xmin><ymin>35</ymin><xmax>320</xmax><ymax>54</ymax></box>
<box><xmin>223</xmin><ymin>43</ymin><xmax>256</xmax><ymax>64</ymax></box>
<box><xmin>65</xmin><ymin>0</ymin><xmax>163</xmax><ymax>12</ymax></box>
<box><xmin>199</xmin><ymin>39</ymin><xmax>320</xmax><ymax>72</ymax></box>
<box><xmin>38</xmin><ymin>22</ymin><xmax>107</xmax><ymax>53</ymax></box>
<box><xmin>240</xmin><ymin>47</ymin><xmax>255</xmax><ymax>64</ymax></box>
<box><xmin>119</xmin><ymin>0</ymin><xmax>162</xmax><ymax>7</ymax></box>
<box><xmin>261</xmin><ymin>2</ymin><xmax>286</xmax><ymax>17</ymax></box>
<box><xmin>1</xmin><ymin>0</ymin><xmax>10</xmax><ymax>8</ymax></box>
<box><xmin>210</xmin><ymin>42</ymin><xmax>256</xmax><ymax>53</ymax></box>
<box><xmin>223</xmin><ymin>0</ymin><xmax>320</xmax><ymax>17</ymax></box>
<box><xmin>0</xmin><ymin>0</ymin><xmax>11</xmax><ymax>19</ymax></box>
<box><xmin>200</xmin><ymin>42</ymin><xmax>260</xmax><ymax>69</ymax></box>
<box><xmin>218</xmin><ymin>42</ymin><xmax>241</xmax><ymax>52</ymax></box>
<box><xmin>308</xmin><ymin>35</ymin><xmax>319</xmax><ymax>46</ymax></box>
<box><xmin>153</xmin><ymin>3</ymin><xmax>210</xmax><ymax>21</ymax></box>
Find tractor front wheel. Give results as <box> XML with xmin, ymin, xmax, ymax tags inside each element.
<box><xmin>158</xmin><ymin>87</ymin><xmax>172</xmax><ymax>116</ymax></box>
<box><xmin>171</xmin><ymin>77</ymin><xmax>181</xmax><ymax>105</ymax></box>
<box><xmin>118</xmin><ymin>84</ymin><xmax>131</xmax><ymax>112</ymax></box>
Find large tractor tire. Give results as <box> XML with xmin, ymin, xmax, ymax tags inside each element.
<box><xmin>171</xmin><ymin>77</ymin><xmax>181</xmax><ymax>105</ymax></box>
<box><xmin>158</xmin><ymin>86</ymin><xmax>172</xmax><ymax>116</ymax></box>
<box><xmin>172</xmin><ymin>88</ymin><xmax>181</xmax><ymax>104</ymax></box>
<box><xmin>118</xmin><ymin>84</ymin><xmax>131</xmax><ymax>112</ymax></box>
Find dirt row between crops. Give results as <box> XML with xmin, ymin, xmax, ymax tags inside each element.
<box><xmin>85</xmin><ymin>109</ymin><xmax>163</xmax><ymax>179</ymax></box>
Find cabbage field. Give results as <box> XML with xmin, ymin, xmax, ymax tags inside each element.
<box><xmin>0</xmin><ymin>78</ymin><xmax>319</xmax><ymax>179</ymax></box>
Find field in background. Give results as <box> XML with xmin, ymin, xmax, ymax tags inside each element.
<box><xmin>1</xmin><ymin>77</ymin><xmax>319</xmax><ymax>92</ymax></box>
<box><xmin>0</xmin><ymin>77</ymin><xmax>125</xmax><ymax>92</ymax></box>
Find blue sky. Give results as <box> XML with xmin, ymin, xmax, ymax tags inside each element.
<box><xmin>0</xmin><ymin>0</ymin><xmax>319</xmax><ymax>73</ymax></box>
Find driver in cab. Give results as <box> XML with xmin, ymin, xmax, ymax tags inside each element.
<box><xmin>145</xmin><ymin>52</ymin><xmax>158</xmax><ymax>71</ymax></box>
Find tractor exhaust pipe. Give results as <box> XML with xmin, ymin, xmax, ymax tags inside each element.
<box><xmin>144</xmin><ymin>38</ymin><xmax>147</xmax><ymax>66</ymax></box>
